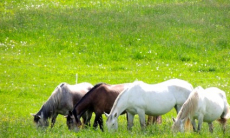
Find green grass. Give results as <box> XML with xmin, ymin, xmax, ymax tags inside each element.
<box><xmin>0</xmin><ymin>0</ymin><xmax>230</xmax><ymax>137</ymax></box>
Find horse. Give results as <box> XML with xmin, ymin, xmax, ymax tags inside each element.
<box><xmin>31</xmin><ymin>82</ymin><xmax>93</xmax><ymax>128</ymax></box>
<box><xmin>172</xmin><ymin>86</ymin><xmax>230</xmax><ymax>133</ymax></box>
<box><xmin>106</xmin><ymin>79</ymin><xmax>193</xmax><ymax>131</ymax></box>
<box><xmin>66</xmin><ymin>83</ymin><xmax>130</xmax><ymax>132</ymax></box>
<box><xmin>66</xmin><ymin>82</ymin><xmax>162</xmax><ymax>132</ymax></box>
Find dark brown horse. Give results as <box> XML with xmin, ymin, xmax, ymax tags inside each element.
<box><xmin>67</xmin><ymin>83</ymin><xmax>161</xmax><ymax>132</ymax></box>
<box><xmin>31</xmin><ymin>82</ymin><xmax>93</xmax><ymax>128</ymax></box>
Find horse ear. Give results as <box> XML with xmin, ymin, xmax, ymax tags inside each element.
<box><xmin>31</xmin><ymin>113</ymin><xmax>41</xmax><ymax>119</ymax></box>
<box><xmin>30</xmin><ymin>113</ymin><xmax>36</xmax><ymax>116</ymax></box>
<box><xmin>172</xmin><ymin>117</ymin><xmax>176</xmax><ymax>122</ymax></box>
<box><xmin>104</xmin><ymin>112</ymin><xmax>109</xmax><ymax>118</ymax></box>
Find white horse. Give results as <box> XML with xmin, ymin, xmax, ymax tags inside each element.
<box><xmin>105</xmin><ymin>79</ymin><xmax>193</xmax><ymax>131</ymax></box>
<box><xmin>172</xmin><ymin>86</ymin><xmax>230</xmax><ymax>133</ymax></box>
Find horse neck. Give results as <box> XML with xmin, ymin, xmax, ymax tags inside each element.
<box><xmin>74</xmin><ymin>94</ymin><xmax>93</xmax><ymax>117</ymax></box>
<box><xmin>74</xmin><ymin>83</ymin><xmax>106</xmax><ymax>116</ymax></box>
<box><xmin>112</xmin><ymin>102</ymin><xmax>127</xmax><ymax>117</ymax></box>
<box><xmin>177</xmin><ymin>90</ymin><xmax>199</xmax><ymax>121</ymax></box>
<box><xmin>36</xmin><ymin>104</ymin><xmax>52</xmax><ymax>119</ymax></box>
<box><xmin>110</xmin><ymin>88</ymin><xmax>129</xmax><ymax>117</ymax></box>
<box><xmin>39</xmin><ymin>87</ymin><xmax>62</xmax><ymax>119</ymax></box>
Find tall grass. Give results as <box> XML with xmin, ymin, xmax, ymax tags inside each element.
<box><xmin>0</xmin><ymin>0</ymin><xmax>230</xmax><ymax>137</ymax></box>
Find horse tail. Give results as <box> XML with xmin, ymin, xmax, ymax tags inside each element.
<box><xmin>217</xmin><ymin>118</ymin><xmax>227</xmax><ymax>125</ymax></box>
<box><xmin>217</xmin><ymin>103</ymin><xmax>229</xmax><ymax>126</ymax></box>
<box><xmin>222</xmin><ymin>100</ymin><xmax>230</xmax><ymax>119</ymax></box>
<box><xmin>217</xmin><ymin>113</ymin><xmax>228</xmax><ymax>133</ymax></box>
<box><xmin>224</xmin><ymin>103</ymin><xmax>230</xmax><ymax>119</ymax></box>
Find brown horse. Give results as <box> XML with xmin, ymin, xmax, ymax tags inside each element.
<box><xmin>67</xmin><ymin>83</ymin><xmax>161</xmax><ymax>132</ymax></box>
<box><xmin>31</xmin><ymin>82</ymin><xmax>93</xmax><ymax>128</ymax></box>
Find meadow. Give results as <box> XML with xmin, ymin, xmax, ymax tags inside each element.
<box><xmin>0</xmin><ymin>0</ymin><xmax>230</xmax><ymax>137</ymax></box>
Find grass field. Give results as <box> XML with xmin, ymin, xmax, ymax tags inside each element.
<box><xmin>0</xmin><ymin>0</ymin><xmax>230</xmax><ymax>137</ymax></box>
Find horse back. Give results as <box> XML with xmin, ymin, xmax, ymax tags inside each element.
<box><xmin>199</xmin><ymin>87</ymin><xmax>228</xmax><ymax>121</ymax></box>
<box><xmin>166</xmin><ymin>80</ymin><xmax>193</xmax><ymax>104</ymax></box>
<box><xmin>91</xmin><ymin>83</ymin><xmax>126</xmax><ymax>113</ymax></box>
<box><xmin>58</xmin><ymin>83</ymin><xmax>92</xmax><ymax>113</ymax></box>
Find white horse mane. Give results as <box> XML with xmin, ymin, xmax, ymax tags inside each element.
<box><xmin>109</xmin><ymin>81</ymin><xmax>143</xmax><ymax>117</ymax></box>
<box><xmin>176</xmin><ymin>89</ymin><xmax>199</xmax><ymax>120</ymax></box>
<box><xmin>109</xmin><ymin>87</ymin><xmax>128</xmax><ymax>117</ymax></box>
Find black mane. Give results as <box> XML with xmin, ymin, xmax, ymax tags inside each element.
<box><xmin>73</xmin><ymin>82</ymin><xmax>106</xmax><ymax>109</ymax></box>
<box><xmin>71</xmin><ymin>82</ymin><xmax>107</xmax><ymax>123</ymax></box>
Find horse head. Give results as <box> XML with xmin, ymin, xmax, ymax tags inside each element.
<box><xmin>172</xmin><ymin>117</ymin><xmax>185</xmax><ymax>133</ymax></box>
<box><xmin>65</xmin><ymin>111</ymin><xmax>76</xmax><ymax>130</ymax></box>
<box><xmin>105</xmin><ymin>112</ymin><xmax>118</xmax><ymax>131</ymax></box>
<box><xmin>31</xmin><ymin>112</ymin><xmax>49</xmax><ymax>128</ymax></box>
<box><xmin>66</xmin><ymin>111</ymin><xmax>82</xmax><ymax>132</ymax></box>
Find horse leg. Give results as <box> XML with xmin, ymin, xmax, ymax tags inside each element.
<box><xmin>146</xmin><ymin>116</ymin><xmax>152</xmax><ymax>126</ymax></box>
<box><xmin>208</xmin><ymin>122</ymin><xmax>213</xmax><ymax>133</ymax></box>
<box><xmin>151</xmin><ymin>116</ymin><xmax>157</xmax><ymax>124</ymax></box>
<box><xmin>222</xmin><ymin>120</ymin><xmax>227</xmax><ymax>134</ymax></box>
<box><xmin>93</xmin><ymin>115</ymin><xmax>99</xmax><ymax>129</ymax></box>
<box><xmin>93</xmin><ymin>113</ymin><xmax>103</xmax><ymax>131</ymax></box>
<box><xmin>222</xmin><ymin>121</ymin><xmax>227</xmax><ymax>134</ymax></box>
<box><xmin>191</xmin><ymin>119</ymin><xmax>197</xmax><ymax>132</ymax></box>
<box><xmin>98</xmin><ymin>115</ymin><xmax>104</xmax><ymax>132</ymax></box>
<box><xmin>83</xmin><ymin>111</ymin><xmax>92</xmax><ymax>127</ymax></box>
<box><xmin>155</xmin><ymin>116</ymin><xmax>162</xmax><ymax>124</ymax></box>
<box><xmin>147</xmin><ymin>116</ymin><xmax>162</xmax><ymax>125</ymax></box>
<box><xmin>127</xmin><ymin>112</ymin><xmax>134</xmax><ymax>131</ymax></box>
<box><xmin>51</xmin><ymin>114</ymin><xmax>58</xmax><ymax>128</ymax></box>
<box><xmin>87</xmin><ymin>111</ymin><xmax>93</xmax><ymax>127</ymax></box>
<box><xmin>197</xmin><ymin>115</ymin><xmax>203</xmax><ymax>133</ymax></box>
<box><xmin>197</xmin><ymin>122</ymin><xmax>203</xmax><ymax>133</ymax></box>
<box><xmin>82</xmin><ymin>113</ymin><xmax>87</xmax><ymax>127</ymax></box>
<box><xmin>138</xmin><ymin>111</ymin><xmax>146</xmax><ymax>130</ymax></box>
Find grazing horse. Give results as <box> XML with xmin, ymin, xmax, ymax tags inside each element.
<box><xmin>31</xmin><ymin>82</ymin><xmax>93</xmax><ymax>128</ymax></box>
<box><xmin>66</xmin><ymin>83</ymin><xmax>130</xmax><ymax>132</ymax></box>
<box><xmin>106</xmin><ymin>79</ymin><xmax>193</xmax><ymax>131</ymax></box>
<box><xmin>172</xmin><ymin>86</ymin><xmax>230</xmax><ymax>133</ymax></box>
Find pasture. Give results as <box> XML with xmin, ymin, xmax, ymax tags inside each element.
<box><xmin>0</xmin><ymin>0</ymin><xmax>230</xmax><ymax>137</ymax></box>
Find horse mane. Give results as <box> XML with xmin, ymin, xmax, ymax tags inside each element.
<box><xmin>110</xmin><ymin>81</ymin><xmax>143</xmax><ymax>116</ymax></box>
<box><xmin>71</xmin><ymin>82</ymin><xmax>106</xmax><ymax>123</ymax></box>
<box><xmin>41</xmin><ymin>83</ymin><xmax>67</xmax><ymax>119</ymax></box>
<box><xmin>176</xmin><ymin>88</ymin><xmax>199</xmax><ymax>125</ymax></box>
<box><xmin>73</xmin><ymin>82</ymin><xmax>106</xmax><ymax>109</ymax></box>
<box><xmin>109</xmin><ymin>86</ymin><xmax>131</xmax><ymax>117</ymax></box>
